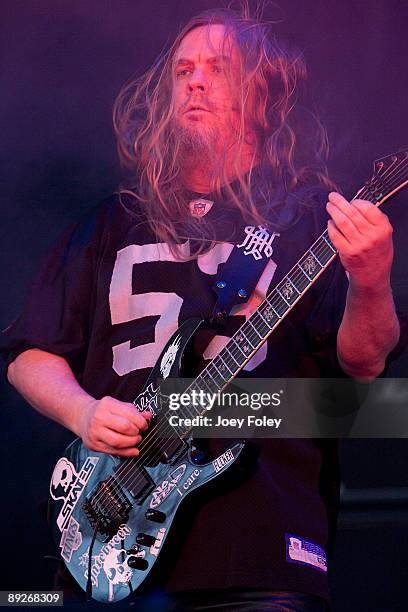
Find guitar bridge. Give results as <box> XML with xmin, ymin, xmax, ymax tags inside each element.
<box><xmin>83</xmin><ymin>476</ymin><xmax>132</xmax><ymax>537</ymax></box>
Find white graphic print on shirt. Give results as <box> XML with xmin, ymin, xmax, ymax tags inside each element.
<box><xmin>109</xmin><ymin>241</ymin><xmax>277</xmax><ymax>376</ymax></box>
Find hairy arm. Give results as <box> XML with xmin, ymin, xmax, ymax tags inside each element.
<box><xmin>7</xmin><ymin>348</ymin><xmax>151</xmax><ymax>456</ymax></box>
<box><xmin>327</xmin><ymin>192</ymin><xmax>400</xmax><ymax>380</ymax></box>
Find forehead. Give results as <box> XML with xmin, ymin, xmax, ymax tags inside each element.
<box><xmin>175</xmin><ymin>24</ymin><xmax>236</xmax><ymax>62</ymax></box>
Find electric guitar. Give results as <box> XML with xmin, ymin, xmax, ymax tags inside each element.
<box><xmin>48</xmin><ymin>151</ymin><xmax>408</xmax><ymax>603</ymax></box>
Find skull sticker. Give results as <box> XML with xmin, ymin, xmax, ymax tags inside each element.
<box><xmin>103</xmin><ymin>547</ymin><xmax>135</xmax><ymax>600</ymax></box>
<box><xmin>50</xmin><ymin>458</ymin><xmax>77</xmax><ymax>501</ymax></box>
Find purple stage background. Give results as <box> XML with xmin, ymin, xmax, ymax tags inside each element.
<box><xmin>1</xmin><ymin>2</ymin><xmax>407</xmax><ymax>609</ymax></box>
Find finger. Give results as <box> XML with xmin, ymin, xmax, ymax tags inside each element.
<box><xmin>329</xmin><ymin>192</ymin><xmax>383</xmax><ymax>226</ymax></box>
<box><xmin>327</xmin><ymin>220</ymin><xmax>353</xmax><ymax>255</ymax></box>
<box><xmin>104</xmin><ymin>413</ymin><xmax>142</xmax><ymax>436</ymax></box>
<box><xmin>326</xmin><ymin>202</ymin><xmax>360</xmax><ymax>244</ymax></box>
<box><xmin>109</xmin><ymin>401</ymin><xmax>151</xmax><ymax>430</ymax></box>
<box><xmin>327</xmin><ymin>194</ymin><xmax>371</xmax><ymax>235</ymax></box>
<box><xmin>349</xmin><ymin>198</ymin><xmax>388</xmax><ymax>225</ymax></box>
<box><xmin>101</xmin><ymin>428</ymin><xmax>143</xmax><ymax>449</ymax></box>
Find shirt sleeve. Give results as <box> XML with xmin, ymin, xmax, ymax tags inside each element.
<box><xmin>0</xmin><ymin>205</ymin><xmax>105</xmax><ymax>377</ymax></box>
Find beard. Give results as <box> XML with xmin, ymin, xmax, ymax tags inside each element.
<box><xmin>173</xmin><ymin>119</ymin><xmax>220</xmax><ymax>170</ymax></box>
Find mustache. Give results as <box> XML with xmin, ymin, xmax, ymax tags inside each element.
<box><xmin>178</xmin><ymin>96</ymin><xmax>215</xmax><ymax>114</ymax></box>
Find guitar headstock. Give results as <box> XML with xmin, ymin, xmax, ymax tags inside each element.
<box><xmin>356</xmin><ymin>149</ymin><xmax>408</xmax><ymax>206</ymax></box>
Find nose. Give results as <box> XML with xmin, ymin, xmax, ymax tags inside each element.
<box><xmin>187</xmin><ymin>67</ymin><xmax>207</xmax><ymax>93</ymax></box>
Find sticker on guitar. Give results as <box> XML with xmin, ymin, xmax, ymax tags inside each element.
<box><xmin>78</xmin><ymin>524</ymin><xmax>133</xmax><ymax>590</ymax></box>
<box><xmin>134</xmin><ymin>382</ymin><xmax>159</xmax><ymax>415</ymax></box>
<box><xmin>59</xmin><ymin>516</ymin><xmax>82</xmax><ymax>562</ymax></box>
<box><xmin>150</xmin><ymin>527</ymin><xmax>167</xmax><ymax>556</ymax></box>
<box><xmin>159</xmin><ymin>335</ymin><xmax>181</xmax><ymax>378</ymax></box>
<box><xmin>149</xmin><ymin>464</ymin><xmax>187</xmax><ymax>508</ymax></box>
<box><xmin>212</xmin><ymin>449</ymin><xmax>234</xmax><ymax>473</ymax></box>
<box><xmin>50</xmin><ymin>456</ymin><xmax>99</xmax><ymax>531</ymax></box>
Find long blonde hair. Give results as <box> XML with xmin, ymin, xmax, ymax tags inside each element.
<box><xmin>113</xmin><ymin>5</ymin><xmax>335</xmax><ymax>257</ymax></box>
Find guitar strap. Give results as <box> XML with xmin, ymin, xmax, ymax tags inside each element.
<box><xmin>208</xmin><ymin>182</ymin><xmax>320</xmax><ymax>324</ymax></box>
<box><xmin>210</xmin><ymin>228</ymin><xmax>276</xmax><ymax>324</ymax></box>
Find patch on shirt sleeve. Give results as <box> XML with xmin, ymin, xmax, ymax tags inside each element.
<box><xmin>285</xmin><ymin>534</ymin><xmax>327</xmax><ymax>573</ymax></box>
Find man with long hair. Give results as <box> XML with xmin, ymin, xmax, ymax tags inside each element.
<box><xmin>1</xmin><ymin>5</ymin><xmax>400</xmax><ymax>611</ymax></box>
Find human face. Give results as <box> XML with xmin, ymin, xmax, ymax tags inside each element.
<box><xmin>172</xmin><ymin>24</ymin><xmax>239</xmax><ymax>152</ymax></box>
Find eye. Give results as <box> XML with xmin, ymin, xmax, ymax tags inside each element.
<box><xmin>211</xmin><ymin>64</ymin><xmax>222</xmax><ymax>73</ymax></box>
<box><xmin>176</xmin><ymin>69</ymin><xmax>191</xmax><ymax>78</ymax></box>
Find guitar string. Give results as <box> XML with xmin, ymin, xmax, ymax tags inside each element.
<box><xmin>88</xmin><ymin>157</ymin><xmax>408</xmax><ymax>518</ymax></box>
<box><xmin>88</xmin><ymin>158</ymin><xmax>408</xmax><ymax>516</ymax></box>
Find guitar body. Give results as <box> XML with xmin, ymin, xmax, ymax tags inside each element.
<box><xmin>48</xmin><ymin>318</ymin><xmax>247</xmax><ymax>603</ymax></box>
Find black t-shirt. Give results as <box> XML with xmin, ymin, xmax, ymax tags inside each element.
<box><xmin>0</xmin><ymin>188</ymin><xmax>349</xmax><ymax>603</ymax></box>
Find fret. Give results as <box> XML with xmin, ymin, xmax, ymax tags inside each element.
<box><xmin>197</xmin><ymin>374</ymin><xmax>216</xmax><ymax>394</ymax></box>
<box><xmin>167</xmin><ymin>421</ymin><xmax>186</xmax><ymax>438</ymax></box>
<box><xmin>211</xmin><ymin>359</ymin><xmax>228</xmax><ymax>382</ymax></box>
<box><xmin>287</xmin><ymin>277</ymin><xmax>300</xmax><ymax>294</ymax></box>
<box><xmin>224</xmin><ymin>345</ymin><xmax>241</xmax><ymax>367</ymax></box>
<box><xmin>314</xmin><ymin>241</ymin><xmax>334</xmax><ymax>265</ymax></box>
<box><xmin>251</xmin><ymin>310</ymin><xmax>272</xmax><ymax>336</ymax></box>
<box><xmin>309</xmin><ymin>249</ymin><xmax>324</xmax><ymax>267</ymax></box>
<box><xmin>205</xmin><ymin>362</ymin><xmax>225</xmax><ymax>389</ymax></box>
<box><xmin>233</xmin><ymin>337</ymin><xmax>250</xmax><ymax>358</ymax></box>
<box><xmin>175</xmin><ymin>386</ymin><xmax>198</xmax><ymax>418</ymax></box>
<box><xmin>186</xmin><ymin>382</ymin><xmax>201</xmax><ymax>397</ymax></box>
<box><xmin>297</xmin><ymin>262</ymin><xmax>311</xmax><ymax>280</ymax></box>
<box><xmin>256</xmin><ymin>309</ymin><xmax>272</xmax><ymax>330</ymax></box>
<box><xmin>265</xmin><ymin>298</ymin><xmax>281</xmax><ymax>317</ymax></box>
<box><xmin>234</xmin><ymin>330</ymin><xmax>255</xmax><ymax>357</ymax></box>
<box><xmin>216</xmin><ymin>354</ymin><xmax>234</xmax><ymax>376</ymax></box>
<box><xmin>322</xmin><ymin>234</ymin><xmax>336</xmax><ymax>254</ymax></box>
<box><xmin>207</xmin><ymin>367</ymin><xmax>220</xmax><ymax>387</ymax></box>
<box><xmin>259</xmin><ymin>299</ymin><xmax>281</xmax><ymax>327</ymax></box>
<box><xmin>290</xmin><ymin>269</ymin><xmax>309</xmax><ymax>292</ymax></box>
<box><xmin>299</xmin><ymin>251</ymin><xmax>322</xmax><ymax>280</ymax></box>
<box><xmin>269</xmin><ymin>294</ymin><xmax>288</xmax><ymax>317</ymax></box>
<box><xmin>277</xmin><ymin>277</ymin><xmax>298</xmax><ymax>304</ymax></box>
<box><xmin>239</xmin><ymin>329</ymin><xmax>256</xmax><ymax>349</ymax></box>
<box><xmin>277</xmin><ymin>288</ymin><xmax>290</xmax><ymax>306</ymax></box>
<box><xmin>247</xmin><ymin>317</ymin><xmax>263</xmax><ymax>339</ymax></box>
<box><xmin>227</xmin><ymin>341</ymin><xmax>247</xmax><ymax>366</ymax></box>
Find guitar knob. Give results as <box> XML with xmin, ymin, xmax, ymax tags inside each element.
<box><xmin>126</xmin><ymin>544</ymin><xmax>142</xmax><ymax>555</ymax></box>
<box><xmin>136</xmin><ymin>533</ymin><xmax>156</xmax><ymax>547</ymax></box>
<box><xmin>145</xmin><ymin>509</ymin><xmax>166</xmax><ymax>523</ymax></box>
<box><xmin>127</xmin><ymin>556</ymin><xmax>148</xmax><ymax>570</ymax></box>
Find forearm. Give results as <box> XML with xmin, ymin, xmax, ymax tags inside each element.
<box><xmin>337</xmin><ymin>282</ymin><xmax>400</xmax><ymax>379</ymax></box>
<box><xmin>7</xmin><ymin>348</ymin><xmax>151</xmax><ymax>457</ymax></box>
<box><xmin>7</xmin><ymin>348</ymin><xmax>93</xmax><ymax>437</ymax></box>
